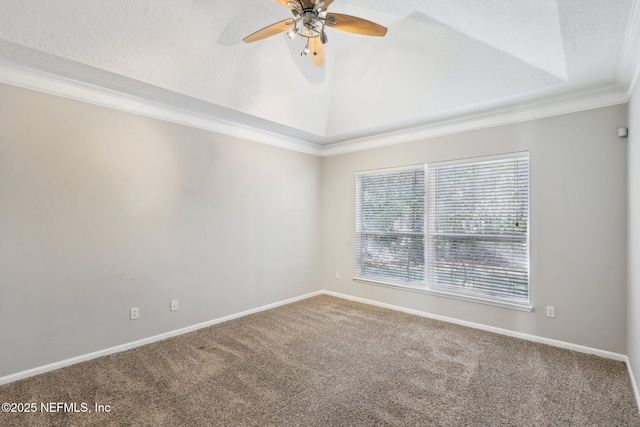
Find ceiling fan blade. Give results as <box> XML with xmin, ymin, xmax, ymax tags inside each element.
<box><xmin>243</xmin><ymin>19</ymin><xmax>295</xmax><ymax>43</ymax></box>
<box><xmin>325</xmin><ymin>13</ymin><xmax>387</xmax><ymax>36</ymax></box>
<box><xmin>322</xmin><ymin>0</ymin><xmax>335</xmax><ymax>8</ymax></box>
<box><xmin>311</xmin><ymin>27</ymin><xmax>325</xmax><ymax>66</ymax></box>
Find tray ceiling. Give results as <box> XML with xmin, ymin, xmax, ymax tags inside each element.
<box><xmin>0</xmin><ymin>0</ymin><xmax>637</xmax><ymax>152</ymax></box>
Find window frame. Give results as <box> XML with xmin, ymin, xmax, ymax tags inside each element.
<box><xmin>354</xmin><ymin>164</ymin><xmax>426</xmax><ymax>286</ymax></box>
<box><xmin>353</xmin><ymin>152</ymin><xmax>532</xmax><ymax>312</ymax></box>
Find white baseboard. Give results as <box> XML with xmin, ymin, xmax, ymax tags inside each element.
<box><xmin>325</xmin><ymin>291</ymin><xmax>639</xmax><ymax>412</ymax></box>
<box><xmin>321</xmin><ymin>290</ymin><xmax>627</xmax><ymax>362</ymax></box>
<box><xmin>0</xmin><ymin>291</ymin><xmax>323</xmax><ymax>386</ymax></box>
<box><xmin>0</xmin><ymin>288</ymin><xmax>635</xmax><ymax>396</ymax></box>
<box><xmin>627</xmin><ymin>359</ymin><xmax>640</xmax><ymax>414</ymax></box>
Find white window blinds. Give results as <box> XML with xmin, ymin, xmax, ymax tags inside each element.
<box><xmin>427</xmin><ymin>156</ymin><xmax>529</xmax><ymax>303</ymax></box>
<box><xmin>355</xmin><ymin>166</ymin><xmax>425</xmax><ymax>284</ymax></box>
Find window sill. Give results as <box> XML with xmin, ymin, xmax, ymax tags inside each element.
<box><xmin>352</xmin><ymin>277</ymin><xmax>534</xmax><ymax>312</ymax></box>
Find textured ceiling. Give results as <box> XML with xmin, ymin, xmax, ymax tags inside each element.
<box><xmin>0</xmin><ymin>0</ymin><xmax>636</xmax><ymax>147</ymax></box>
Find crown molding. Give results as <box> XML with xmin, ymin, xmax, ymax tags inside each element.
<box><xmin>320</xmin><ymin>89</ymin><xmax>629</xmax><ymax>157</ymax></box>
<box><xmin>0</xmin><ymin>60</ymin><xmax>633</xmax><ymax>159</ymax></box>
<box><xmin>0</xmin><ymin>61</ymin><xmax>323</xmax><ymax>157</ymax></box>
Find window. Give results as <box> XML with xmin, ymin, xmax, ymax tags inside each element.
<box><xmin>355</xmin><ymin>166</ymin><xmax>425</xmax><ymax>284</ymax></box>
<box><xmin>354</xmin><ymin>153</ymin><xmax>530</xmax><ymax>309</ymax></box>
<box><xmin>427</xmin><ymin>155</ymin><xmax>529</xmax><ymax>304</ymax></box>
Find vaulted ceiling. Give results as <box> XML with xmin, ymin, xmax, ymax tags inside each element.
<box><xmin>0</xmin><ymin>0</ymin><xmax>638</xmax><ymax>154</ymax></box>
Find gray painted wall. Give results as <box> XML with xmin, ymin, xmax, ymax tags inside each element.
<box><xmin>629</xmin><ymin>83</ymin><xmax>640</xmax><ymax>392</ymax></box>
<box><xmin>0</xmin><ymin>84</ymin><xmax>322</xmax><ymax>376</ymax></box>
<box><xmin>321</xmin><ymin>105</ymin><xmax>629</xmax><ymax>353</ymax></box>
<box><xmin>0</xmin><ymin>81</ymin><xmax>632</xmax><ymax>379</ymax></box>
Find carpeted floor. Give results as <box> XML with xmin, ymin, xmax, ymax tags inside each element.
<box><xmin>0</xmin><ymin>295</ymin><xmax>638</xmax><ymax>426</ymax></box>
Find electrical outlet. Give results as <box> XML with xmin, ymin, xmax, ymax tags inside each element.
<box><xmin>546</xmin><ymin>306</ymin><xmax>555</xmax><ymax>318</ymax></box>
<box><xmin>130</xmin><ymin>307</ymin><xmax>139</xmax><ymax>320</ymax></box>
<box><xmin>170</xmin><ymin>300</ymin><xmax>178</xmax><ymax>312</ymax></box>
<box><xmin>335</xmin><ymin>272</ymin><xmax>340</xmax><ymax>280</ymax></box>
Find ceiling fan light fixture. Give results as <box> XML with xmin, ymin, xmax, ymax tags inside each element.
<box><xmin>243</xmin><ymin>0</ymin><xmax>387</xmax><ymax>66</ymax></box>
<box><xmin>320</xmin><ymin>29</ymin><xmax>328</xmax><ymax>44</ymax></box>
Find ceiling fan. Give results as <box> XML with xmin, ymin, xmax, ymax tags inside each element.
<box><xmin>243</xmin><ymin>0</ymin><xmax>387</xmax><ymax>66</ymax></box>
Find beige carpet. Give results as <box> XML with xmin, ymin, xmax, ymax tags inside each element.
<box><xmin>0</xmin><ymin>295</ymin><xmax>638</xmax><ymax>426</ymax></box>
